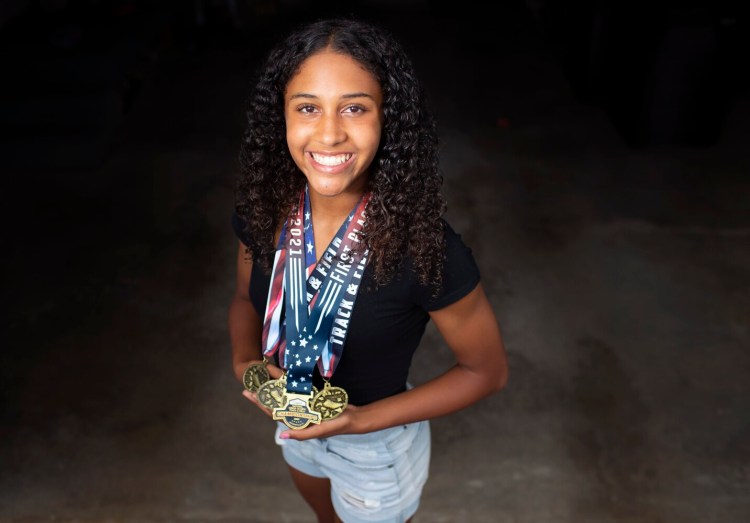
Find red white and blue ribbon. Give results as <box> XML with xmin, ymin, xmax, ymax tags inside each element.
<box><xmin>260</xmin><ymin>186</ymin><xmax>369</xmax><ymax>394</ymax></box>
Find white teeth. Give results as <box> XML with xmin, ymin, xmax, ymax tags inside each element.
<box><xmin>311</xmin><ymin>153</ymin><xmax>351</xmax><ymax>166</ymax></box>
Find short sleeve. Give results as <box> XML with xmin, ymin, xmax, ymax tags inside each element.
<box><xmin>412</xmin><ymin>220</ymin><xmax>481</xmax><ymax>311</ymax></box>
<box><xmin>231</xmin><ymin>211</ymin><xmax>257</xmax><ymax>252</ymax></box>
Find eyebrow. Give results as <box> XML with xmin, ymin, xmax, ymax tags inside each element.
<box><xmin>288</xmin><ymin>92</ymin><xmax>375</xmax><ymax>101</ymax></box>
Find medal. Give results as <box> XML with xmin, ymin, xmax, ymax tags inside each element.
<box><xmin>273</xmin><ymin>392</ymin><xmax>322</xmax><ymax>430</ymax></box>
<box><xmin>257</xmin><ymin>376</ymin><xmax>288</xmax><ymax>410</ymax></box>
<box><xmin>311</xmin><ymin>381</ymin><xmax>348</xmax><ymax>421</ymax></box>
<box><xmin>242</xmin><ymin>358</ymin><xmax>270</xmax><ymax>393</ymax></box>
<box><xmin>258</xmin><ymin>374</ymin><xmax>319</xmax><ymax>415</ymax></box>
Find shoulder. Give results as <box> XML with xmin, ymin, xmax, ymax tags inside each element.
<box><xmin>411</xmin><ymin>218</ymin><xmax>481</xmax><ymax>311</ymax></box>
<box><xmin>231</xmin><ymin>211</ymin><xmax>265</xmax><ymax>259</ymax></box>
<box><xmin>441</xmin><ymin>219</ymin><xmax>476</xmax><ymax>261</ymax></box>
<box><xmin>232</xmin><ymin>212</ymin><xmax>253</xmax><ymax>246</ymax></box>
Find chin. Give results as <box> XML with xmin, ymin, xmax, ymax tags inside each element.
<box><xmin>309</xmin><ymin>179</ymin><xmax>350</xmax><ymax>197</ymax></box>
<box><xmin>316</xmin><ymin>187</ymin><xmax>347</xmax><ymax>198</ymax></box>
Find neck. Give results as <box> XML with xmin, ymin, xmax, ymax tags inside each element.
<box><xmin>308</xmin><ymin>189</ymin><xmax>364</xmax><ymax>224</ymax></box>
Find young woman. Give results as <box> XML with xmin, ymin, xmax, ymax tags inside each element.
<box><xmin>228</xmin><ymin>17</ymin><xmax>508</xmax><ymax>523</ymax></box>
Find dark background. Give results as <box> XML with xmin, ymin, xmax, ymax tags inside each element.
<box><xmin>1</xmin><ymin>1</ymin><xmax>748</xmax><ymax>522</ymax></box>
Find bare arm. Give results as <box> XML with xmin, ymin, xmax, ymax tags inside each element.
<box><xmin>274</xmin><ymin>282</ymin><xmax>508</xmax><ymax>439</ymax></box>
<box><xmin>228</xmin><ymin>241</ymin><xmax>264</xmax><ymax>382</ymax></box>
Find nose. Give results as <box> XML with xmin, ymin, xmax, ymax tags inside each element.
<box><xmin>317</xmin><ymin>112</ymin><xmax>346</xmax><ymax>146</ymax></box>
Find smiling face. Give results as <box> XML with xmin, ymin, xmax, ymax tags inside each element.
<box><xmin>284</xmin><ymin>50</ymin><xmax>384</xmax><ymax>202</ymax></box>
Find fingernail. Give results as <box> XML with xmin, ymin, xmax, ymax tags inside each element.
<box><xmin>279</xmin><ymin>432</ymin><xmax>290</xmax><ymax>440</ymax></box>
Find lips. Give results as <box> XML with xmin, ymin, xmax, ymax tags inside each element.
<box><xmin>310</xmin><ymin>152</ymin><xmax>352</xmax><ymax>165</ymax></box>
<box><xmin>307</xmin><ymin>152</ymin><xmax>355</xmax><ymax>172</ymax></box>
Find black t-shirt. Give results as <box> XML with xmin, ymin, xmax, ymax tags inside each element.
<box><xmin>232</xmin><ymin>214</ymin><xmax>480</xmax><ymax>405</ymax></box>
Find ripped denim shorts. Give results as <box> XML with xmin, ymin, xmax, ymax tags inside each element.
<box><xmin>276</xmin><ymin>420</ymin><xmax>431</xmax><ymax>523</ymax></box>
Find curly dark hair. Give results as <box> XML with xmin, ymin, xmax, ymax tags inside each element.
<box><xmin>236</xmin><ymin>17</ymin><xmax>446</xmax><ymax>290</ymax></box>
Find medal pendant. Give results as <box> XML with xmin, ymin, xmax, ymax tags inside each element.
<box><xmin>257</xmin><ymin>377</ymin><xmax>288</xmax><ymax>410</ymax></box>
<box><xmin>311</xmin><ymin>382</ymin><xmax>348</xmax><ymax>421</ymax></box>
<box><xmin>273</xmin><ymin>392</ymin><xmax>321</xmax><ymax>430</ymax></box>
<box><xmin>242</xmin><ymin>360</ymin><xmax>270</xmax><ymax>393</ymax></box>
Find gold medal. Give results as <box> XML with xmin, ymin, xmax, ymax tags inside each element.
<box><xmin>257</xmin><ymin>376</ymin><xmax>288</xmax><ymax>410</ymax></box>
<box><xmin>242</xmin><ymin>359</ymin><xmax>270</xmax><ymax>393</ymax></box>
<box><xmin>311</xmin><ymin>381</ymin><xmax>348</xmax><ymax>421</ymax></box>
<box><xmin>273</xmin><ymin>392</ymin><xmax>321</xmax><ymax>430</ymax></box>
<box><xmin>258</xmin><ymin>374</ymin><xmax>318</xmax><ymax>414</ymax></box>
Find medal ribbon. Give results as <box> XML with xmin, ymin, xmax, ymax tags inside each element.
<box><xmin>284</xmin><ymin>189</ymin><xmax>370</xmax><ymax>394</ymax></box>
<box><xmin>304</xmin><ymin>213</ymin><xmax>369</xmax><ymax>380</ymax></box>
<box><xmin>260</xmin><ymin>186</ymin><xmax>369</xmax><ymax>392</ymax></box>
<box><xmin>260</xmin><ymin>239</ymin><xmax>286</xmax><ymax>361</ymax></box>
<box><xmin>260</xmin><ymin>189</ymin><xmax>317</xmax><ymax>364</ymax></box>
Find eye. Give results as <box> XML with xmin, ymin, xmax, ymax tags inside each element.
<box><xmin>343</xmin><ymin>105</ymin><xmax>366</xmax><ymax>115</ymax></box>
<box><xmin>297</xmin><ymin>104</ymin><xmax>318</xmax><ymax>114</ymax></box>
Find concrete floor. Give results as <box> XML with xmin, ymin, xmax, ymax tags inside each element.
<box><xmin>2</xmin><ymin>4</ymin><xmax>749</xmax><ymax>522</ymax></box>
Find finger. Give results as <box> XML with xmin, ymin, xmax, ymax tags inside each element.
<box><xmin>280</xmin><ymin>422</ymin><xmax>338</xmax><ymax>441</ymax></box>
<box><xmin>242</xmin><ymin>389</ymin><xmax>262</xmax><ymax>408</ymax></box>
<box><xmin>266</xmin><ymin>364</ymin><xmax>284</xmax><ymax>380</ymax></box>
<box><xmin>242</xmin><ymin>390</ymin><xmax>273</xmax><ymax>418</ymax></box>
<box><xmin>278</xmin><ymin>426</ymin><xmax>321</xmax><ymax>441</ymax></box>
<box><xmin>278</xmin><ymin>415</ymin><xmax>348</xmax><ymax>441</ymax></box>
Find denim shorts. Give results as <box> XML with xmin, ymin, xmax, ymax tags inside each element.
<box><xmin>275</xmin><ymin>420</ymin><xmax>431</xmax><ymax>523</ymax></box>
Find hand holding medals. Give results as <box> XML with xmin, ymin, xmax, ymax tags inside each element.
<box><xmin>257</xmin><ymin>374</ymin><xmax>348</xmax><ymax>429</ymax></box>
